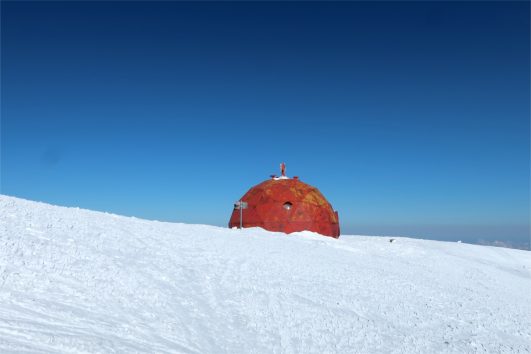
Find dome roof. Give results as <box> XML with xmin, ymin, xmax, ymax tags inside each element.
<box><xmin>229</xmin><ymin>164</ymin><xmax>340</xmax><ymax>238</ymax></box>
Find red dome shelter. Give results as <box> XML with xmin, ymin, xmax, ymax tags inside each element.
<box><xmin>228</xmin><ymin>163</ymin><xmax>340</xmax><ymax>238</ymax></box>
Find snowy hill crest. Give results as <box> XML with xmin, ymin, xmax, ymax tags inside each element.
<box><xmin>1</xmin><ymin>195</ymin><xmax>530</xmax><ymax>353</ymax></box>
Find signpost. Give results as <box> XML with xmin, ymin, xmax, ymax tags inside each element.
<box><xmin>234</xmin><ymin>200</ymin><xmax>248</xmax><ymax>229</ymax></box>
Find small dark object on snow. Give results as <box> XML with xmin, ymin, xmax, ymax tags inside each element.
<box><xmin>389</xmin><ymin>238</ymin><xmax>395</xmax><ymax>243</ymax></box>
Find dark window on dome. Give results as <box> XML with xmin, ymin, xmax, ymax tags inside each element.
<box><xmin>283</xmin><ymin>202</ymin><xmax>293</xmax><ymax>210</ymax></box>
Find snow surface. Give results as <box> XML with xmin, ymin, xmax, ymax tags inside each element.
<box><xmin>1</xmin><ymin>195</ymin><xmax>530</xmax><ymax>353</ymax></box>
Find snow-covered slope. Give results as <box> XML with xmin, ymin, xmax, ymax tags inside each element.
<box><xmin>1</xmin><ymin>195</ymin><xmax>530</xmax><ymax>353</ymax></box>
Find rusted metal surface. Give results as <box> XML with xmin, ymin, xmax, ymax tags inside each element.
<box><xmin>229</xmin><ymin>177</ymin><xmax>340</xmax><ymax>238</ymax></box>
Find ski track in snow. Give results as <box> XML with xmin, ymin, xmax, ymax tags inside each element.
<box><xmin>0</xmin><ymin>195</ymin><xmax>530</xmax><ymax>353</ymax></box>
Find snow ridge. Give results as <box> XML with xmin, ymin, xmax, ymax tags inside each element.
<box><xmin>1</xmin><ymin>195</ymin><xmax>530</xmax><ymax>353</ymax></box>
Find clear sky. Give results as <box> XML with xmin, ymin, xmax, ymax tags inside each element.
<box><xmin>1</xmin><ymin>1</ymin><xmax>529</xmax><ymax>248</ymax></box>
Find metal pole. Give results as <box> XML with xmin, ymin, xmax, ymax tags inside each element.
<box><xmin>239</xmin><ymin>200</ymin><xmax>243</xmax><ymax>229</ymax></box>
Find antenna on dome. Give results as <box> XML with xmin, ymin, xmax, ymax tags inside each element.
<box><xmin>280</xmin><ymin>162</ymin><xmax>286</xmax><ymax>177</ymax></box>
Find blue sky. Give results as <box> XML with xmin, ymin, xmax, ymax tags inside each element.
<box><xmin>1</xmin><ymin>1</ymin><xmax>529</xmax><ymax>247</ymax></box>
